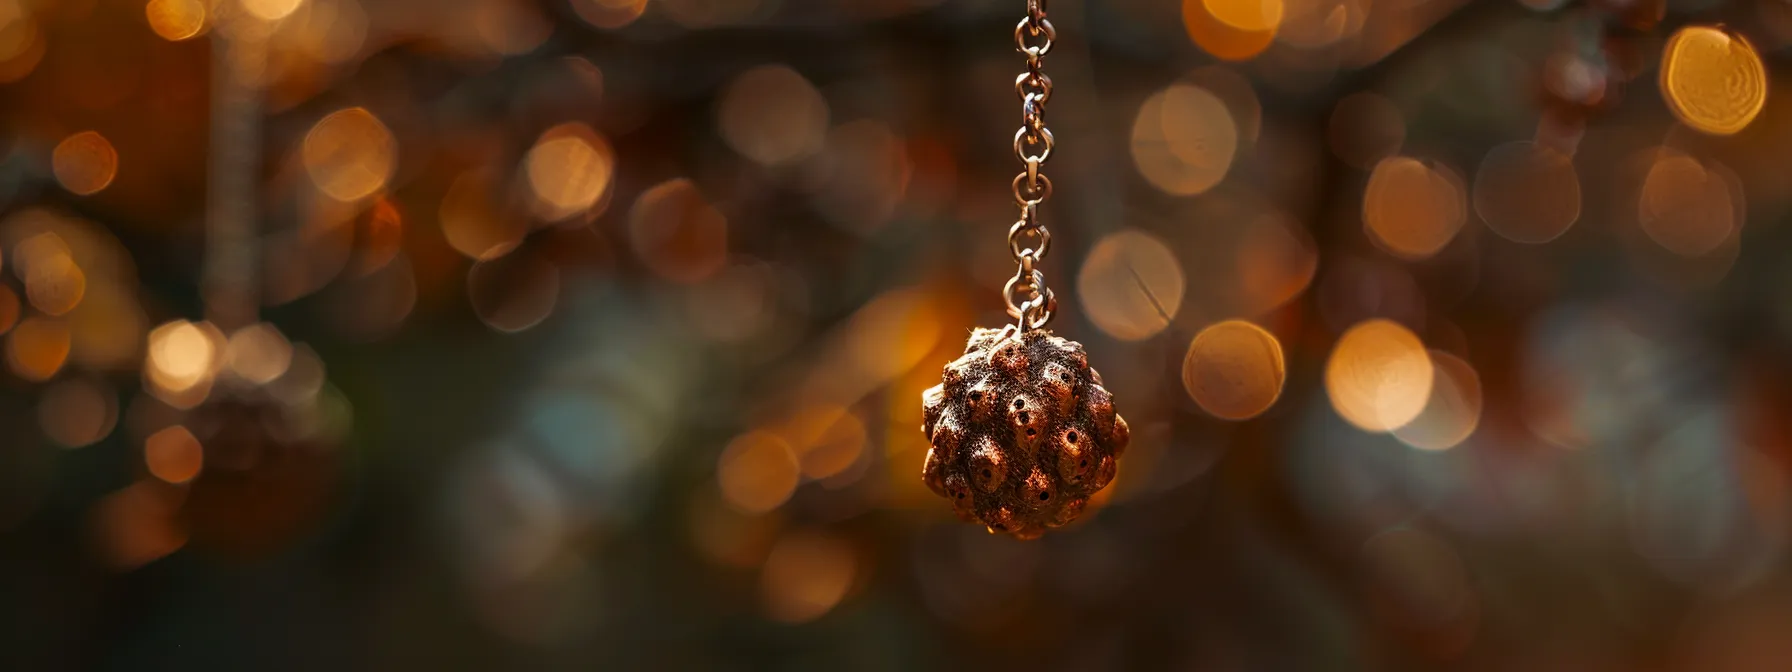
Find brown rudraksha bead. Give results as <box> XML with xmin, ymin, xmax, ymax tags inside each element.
<box><xmin>920</xmin><ymin>325</ymin><xmax>1128</xmax><ymax>539</ymax></box>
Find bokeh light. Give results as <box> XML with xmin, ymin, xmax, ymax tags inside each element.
<box><xmin>16</xmin><ymin>232</ymin><xmax>85</xmax><ymax>316</ymax></box>
<box><xmin>146</xmin><ymin>0</ymin><xmax>206</xmax><ymax>41</ymax></box>
<box><xmin>144</xmin><ymin>319</ymin><xmax>223</xmax><ymax>407</ymax></box>
<box><xmin>37</xmin><ymin>377</ymin><xmax>117</xmax><ymax>448</ymax></box>
<box><xmin>718</xmin><ymin>64</ymin><xmax>829</xmax><ymax>167</ymax></box>
<box><xmin>1326</xmin><ymin>319</ymin><xmax>1434</xmax><ymax>433</ymax></box>
<box><xmin>1363</xmin><ymin>156</ymin><xmax>1465</xmax><ymax>260</ymax></box>
<box><xmin>6</xmin><ymin>316</ymin><xmax>69</xmax><ymax>382</ymax></box>
<box><xmin>1183</xmin><ymin>0</ymin><xmax>1278</xmax><ymax>61</ymax></box>
<box><xmin>717</xmin><ymin>430</ymin><xmax>799</xmax><ymax>514</ymax></box>
<box><xmin>242</xmin><ymin>0</ymin><xmax>305</xmax><ymax>22</ymax></box>
<box><xmin>1131</xmin><ymin>84</ymin><xmax>1238</xmax><ymax>196</ymax></box>
<box><xmin>467</xmin><ymin>251</ymin><xmax>560</xmax><ymax>333</ymax></box>
<box><xmin>144</xmin><ymin>425</ymin><xmax>203</xmax><ymax>484</ymax></box>
<box><xmin>629</xmin><ymin>178</ymin><xmax>728</xmax><ymax>284</ymax></box>
<box><xmin>524</xmin><ymin>122</ymin><xmax>613</xmax><ymax>222</ymax></box>
<box><xmin>1236</xmin><ymin>211</ymin><xmax>1319</xmax><ymax>313</ymax></box>
<box><xmin>1660</xmin><ymin>26</ymin><xmax>1767</xmax><ymax>136</ymax></box>
<box><xmin>1078</xmin><ymin>230</ymin><xmax>1185</xmax><ymax>342</ymax></box>
<box><xmin>570</xmin><ymin>0</ymin><xmax>647</xmax><ymax>29</ymax></box>
<box><xmin>1182</xmin><ymin>319</ymin><xmax>1286</xmax><ymax>420</ymax></box>
<box><xmin>1638</xmin><ymin>148</ymin><xmax>1738</xmax><ymax>257</ymax></box>
<box><xmin>1472</xmin><ymin>141</ymin><xmax>1581</xmax><ymax>244</ymax></box>
<box><xmin>303</xmin><ymin>107</ymin><xmax>397</xmax><ymax>202</ymax></box>
<box><xmin>225</xmin><ymin>323</ymin><xmax>293</xmax><ymax>385</ymax></box>
<box><xmin>1391</xmin><ymin>351</ymin><xmax>1483</xmax><ymax>451</ymax></box>
<box><xmin>440</xmin><ymin>169</ymin><xmax>526</xmax><ymax>260</ymax></box>
<box><xmin>0</xmin><ymin>285</ymin><xmax>18</xmax><ymax>335</ymax></box>
<box><xmin>52</xmin><ymin>131</ymin><xmax>118</xmax><ymax>196</ymax></box>
<box><xmin>761</xmin><ymin>530</ymin><xmax>855</xmax><ymax>623</ymax></box>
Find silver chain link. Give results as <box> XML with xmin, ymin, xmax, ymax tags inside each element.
<box><xmin>1004</xmin><ymin>0</ymin><xmax>1056</xmax><ymax>331</ymax></box>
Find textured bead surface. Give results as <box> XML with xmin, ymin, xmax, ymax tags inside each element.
<box><xmin>921</xmin><ymin>325</ymin><xmax>1127</xmax><ymax>539</ymax></box>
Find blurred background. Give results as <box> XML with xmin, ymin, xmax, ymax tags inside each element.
<box><xmin>4</xmin><ymin>0</ymin><xmax>1792</xmax><ymax>669</ymax></box>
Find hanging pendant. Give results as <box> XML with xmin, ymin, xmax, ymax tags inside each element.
<box><xmin>919</xmin><ymin>0</ymin><xmax>1125</xmax><ymax>538</ymax></box>
<box><xmin>921</xmin><ymin>325</ymin><xmax>1127</xmax><ymax>539</ymax></box>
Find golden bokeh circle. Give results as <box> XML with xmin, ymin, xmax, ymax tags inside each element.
<box><xmin>1131</xmin><ymin>84</ymin><xmax>1238</xmax><ymax>196</ymax></box>
<box><xmin>145</xmin><ymin>425</ymin><xmax>203</xmax><ymax>484</ymax></box>
<box><xmin>6</xmin><ymin>316</ymin><xmax>68</xmax><ymax>382</ymax></box>
<box><xmin>761</xmin><ymin>530</ymin><xmax>855</xmax><ymax>623</ymax></box>
<box><xmin>1077</xmin><ymin>230</ymin><xmax>1186</xmax><ymax>342</ymax></box>
<box><xmin>1325</xmin><ymin>319</ymin><xmax>1433</xmax><ymax>433</ymax></box>
<box><xmin>1660</xmin><ymin>26</ymin><xmax>1768</xmax><ymax>136</ymax></box>
<box><xmin>717</xmin><ymin>64</ymin><xmax>829</xmax><ymax>167</ymax></box>
<box><xmin>1182</xmin><ymin>319</ymin><xmax>1286</xmax><ymax>420</ymax></box>
<box><xmin>37</xmin><ymin>377</ymin><xmax>115</xmax><ymax>448</ymax></box>
<box><xmin>524</xmin><ymin>123</ymin><xmax>614</xmax><ymax>221</ymax></box>
<box><xmin>1183</xmin><ymin>0</ymin><xmax>1277</xmax><ymax>61</ymax></box>
<box><xmin>302</xmin><ymin>107</ymin><xmax>397</xmax><ymax>202</ymax></box>
<box><xmin>145</xmin><ymin>0</ymin><xmax>205</xmax><ymax>41</ymax></box>
<box><xmin>1638</xmin><ymin>149</ymin><xmax>1737</xmax><ymax>257</ymax></box>
<box><xmin>1364</xmin><ymin>156</ymin><xmax>1465</xmax><ymax>260</ymax></box>
<box><xmin>1391</xmin><ymin>350</ymin><xmax>1483</xmax><ymax>451</ymax></box>
<box><xmin>629</xmin><ymin>178</ymin><xmax>729</xmax><ymax>284</ymax></box>
<box><xmin>52</xmin><ymin>131</ymin><xmax>118</xmax><ymax>196</ymax></box>
<box><xmin>716</xmin><ymin>430</ymin><xmax>800</xmax><ymax>514</ymax></box>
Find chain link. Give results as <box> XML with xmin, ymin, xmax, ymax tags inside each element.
<box><xmin>1005</xmin><ymin>0</ymin><xmax>1057</xmax><ymax>331</ymax></box>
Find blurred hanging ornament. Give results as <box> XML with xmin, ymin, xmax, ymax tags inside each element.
<box><xmin>919</xmin><ymin>0</ymin><xmax>1127</xmax><ymax>539</ymax></box>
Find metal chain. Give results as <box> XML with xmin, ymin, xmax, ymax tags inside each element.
<box><xmin>1005</xmin><ymin>0</ymin><xmax>1057</xmax><ymax>331</ymax></box>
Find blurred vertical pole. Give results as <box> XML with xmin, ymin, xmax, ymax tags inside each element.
<box><xmin>203</xmin><ymin>3</ymin><xmax>268</xmax><ymax>332</ymax></box>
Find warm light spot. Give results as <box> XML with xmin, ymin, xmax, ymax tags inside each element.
<box><xmin>717</xmin><ymin>430</ymin><xmax>800</xmax><ymax>514</ymax></box>
<box><xmin>524</xmin><ymin>123</ymin><xmax>612</xmax><ymax>222</ymax></box>
<box><xmin>1326</xmin><ymin>319</ymin><xmax>1433</xmax><ymax>432</ymax></box>
<box><xmin>302</xmin><ymin>107</ymin><xmax>396</xmax><ymax>202</ymax></box>
<box><xmin>0</xmin><ymin>285</ymin><xmax>17</xmax><ymax>334</ymax></box>
<box><xmin>269</xmin><ymin>343</ymin><xmax>326</xmax><ymax>405</ymax></box>
<box><xmin>6</xmin><ymin>316</ymin><xmax>68</xmax><ymax>381</ymax></box>
<box><xmin>1131</xmin><ymin>84</ymin><xmax>1238</xmax><ymax>196</ymax></box>
<box><xmin>90</xmin><ymin>480</ymin><xmax>187</xmax><ymax>570</ymax></box>
<box><xmin>1204</xmin><ymin>0</ymin><xmax>1283</xmax><ymax>32</ymax></box>
<box><xmin>1078</xmin><ymin>230</ymin><xmax>1185</xmax><ymax>342</ymax></box>
<box><xmin>145</xmin><ymin>0</ymin><xmax>205</xmax><ymax>40</ymax></box>
<box><xmin>570</xmin><ymin>0</ymin><xmax>646</xmax><ymax>29</ymax></box>
<box><xmin>440</xmin><ymin>169</ymin><xmax>526</xmax><ymax>260</ymax></box>
<box><xmin>760</xmin><ymin>530</ymin><xmax>855</xmax><ymax>623</ymax></box>
<box><xmin>467</xmin><ymin>250</ymin><xmax>560</xmax><ymax>333</ymax></box>
<box><xmin>0</xmin><ymin>1</ymin><xmax>43</xmax><ymax>84</ymax></box>
<box><xmin>1183</xmin><ymin>319</ymin><xmax>1286</xmax><ymax>420</ymax></box>
<box><xmin>1639</xmin><ymin>149</ymin><xmax>1737</xmax><ymax>257</ymax></box>
<box><xmin>474</xmin><ymin>0</ymin><xmax>552</xmax><ymax>56</ymax></box>
<box><xmin>145</xmin><ymin>320</ymin><xmax>221</xmax><ymax>397</ymax></box>
<box><xmin>1236</xmin><ymin>211</ymin><xmax>1318</xmax><ymax>313</ymax></box>
<box><xmin>782</xmin><ymin>406</ymin><xmax>867</xmax><ymax>480</ymax></box>
<box><xmin>22</xmin><ymin>250</ymin><xmax>84</xmax><ymax>316</ymax></box>
<box><xmin>226</xmin><ymin>323</ymin><xmax>293</xmax><ymax>385</ymax></box>
<box><xmin>629</xmin><ymin>178</ymin><xmax>728</xmax><ymax>284</ymax></box>
<box><xmin>241</xmin><ymin>0</ymin><xmax>305</xmax><ymax>22</ymax></box>
<box><xmin>1660</xmin><ymin>26</ymin><xmax>1767</xmax><ymax>136</ymax></box>
<box><xmin>52</xmin><ymin>131</ymin><xmax>118</xmax><ymax>196</ymax></box>
<box><xmin>844</xmin><ymin>288</ymin><xmax>941</xmax><ymax>383</ymax></box>
<box><xmin>144</xmin><ymin>425</ymin><xmax>203</xmax><ymax>484</ymax></box>
<box><xmin>1473</xmin><ymin>141</ymin><xmax>1581</xmax><ymax>244</ymax></box>
<box><xmin>718</xmin><ymin>64</ymin><xmax>829</xmax><ymax>167</ymax></box>
<box><xmin>1364</xmin><ymin>156</ymin><xmax>1465</xmax><ymax>260</ymax></box>
<box><xmin>1329</xmin><ymin>92</ymin><xmax>1405</xmax><ymax>169</ymax></box>
<box><xmin>1183</xmin><ymin>0</ymin><xmax>1277</xmax><ymax>61</ymax></box>
<box><xmin>37</xmin><ymin>377</ymin><xmax>116</xmax><ymax>448</ymax></box>
<box><xmin>1392</xmin><ymin>351</ymin><xmax>1483</xmax><ymax>451</ymax></box>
